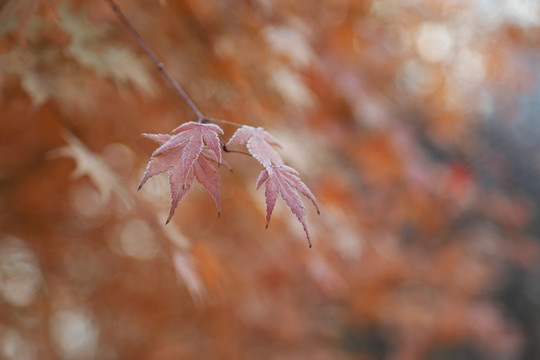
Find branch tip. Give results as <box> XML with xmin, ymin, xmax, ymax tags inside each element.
<box><xmin>265</xmin><ymin>224</ymin><xmax>269</xmax><ymax>229</ymax></box>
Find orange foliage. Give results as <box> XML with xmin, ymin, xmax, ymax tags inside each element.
<box><xmin>1</xmin><ymin>0</ymin><xmax>540</xmax><ymax>359</ymax></box>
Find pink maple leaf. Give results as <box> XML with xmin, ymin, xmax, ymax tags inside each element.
<box><xmin>152</xmin><ymin>121</ymin><xmax>224</xmax><ymax>188</ymax></box>
<box><xmin>256</xmin><ymin>165</ymin><xmax>320</xmax><ymax>247</ymax></box>
<box><xmin>138</xmin><ymin>130</ymin><xmax>229</xmax><ymax>223</ymax></box>
<box><xmin>226</xmin><ymin>125</ymin><xmax>283</xmax><ymax>168</ymax></box>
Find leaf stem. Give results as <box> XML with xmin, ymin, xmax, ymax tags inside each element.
<box><xmin>104</xmin><ymin>0</ymin><xmax>204</xmax><ymax>119</ymax></box>
<box><xmin>202</xmin><ymin>117</ymin><xmax>242</xmax><ymax>128</ymax></box>
<box><xmin>222</xmin><ymin>145</ymin><xmax>253</xmax><ymax>158</ymax></box>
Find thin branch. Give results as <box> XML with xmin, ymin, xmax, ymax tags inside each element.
<box><xmin>104</xmin><ymin>0</ymin><xmax>204</xmax><ymax>120</ymax></box>
<box><xmin>222</xmin><ymin>145</ymin><xmax>253</xmax><ymax>158</ymax></box>
<box><xmin>202</xmin><ymin>117</ymin><xmax>242</xmax><ymax>128</ymax></box>
<box><xmin>104</xmin><ymin>0</ymin><xmax>245</xmax><ymax>128</ymax></box>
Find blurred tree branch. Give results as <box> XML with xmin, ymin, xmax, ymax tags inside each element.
<box><xmin>103</xmin><ymin>0</ymin><xmax>241</xmax><ymax>128</ymax></box>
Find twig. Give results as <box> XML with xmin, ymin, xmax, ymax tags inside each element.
<box><xmin>222</xmin><ymin>145</ymin><xmax>253</xmax><ymax>158</ymax></box>
<box><xmin>202</xmin><ymin>117</ymin><xmax>242</xmax><ymax>128</ymax></box>
<box><xmin>104</xmin><ymin>0</ymin><xmax>204</xmax><ymax>119</ymax></box>
<box><xmin>105</xmin><ymin>0</ymin><xmax>244</xmax><ymax>128</ymax></box>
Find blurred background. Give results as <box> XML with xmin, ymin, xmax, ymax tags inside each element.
<box><xmin>1</xmin><ymin>0</ymin><xmax>540</xmax><ymax>359</ymax></box>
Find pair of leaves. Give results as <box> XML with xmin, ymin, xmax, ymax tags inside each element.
<box><xmin>139</xmin><ymin>122</ymin><xmax>319</xmax><ymax>246</ymax></box>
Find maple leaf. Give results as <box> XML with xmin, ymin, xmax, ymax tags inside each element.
<box><xmin>256</xmin><ymin>165</ymin><xmax>320</xmax><ymax>247</ymax></box>
<box><xmin>226</xmin><ymin>125</ymin><xmax>284</xmax><ymax>168</ymax></box>
<box><xmin>50</xmin><ymin>131</ymin><xmax>133</xmax><ymax>208</ymax></box>
<box><xmin>146</xmin><ymin>121</ymin><xmax>223</xmax><ymax>187</ymax></box>
<box><xmin>169</xmin><ymin>122</ymin><xmax>224</xmax><ymax>186</ymax></box>
<box><xmin>138</xmin><ymin>127</ymin><xmax>228</xmax><ymax>223</ymax></box>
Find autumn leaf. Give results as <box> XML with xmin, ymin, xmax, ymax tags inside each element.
<box><xmin>256</xmin><ymin>165</ymin><xmax>319</xmax><ymax>247</ymax></box>
<box><xmin>50</xmin><ymin>131</ymin><xmax>134</xmax><ymax>208</ymax></box>
<box><xmin>226</xmin><ymin>125</ymin><xmax>283</xmax><ymax>168</ymax></box>
<box><xmin>138</xmin><ymin>128</ymin><xmax>228</xmax><ymax>223</ymax></box>
<box><xmin>172</xmin><ymin>250</ymin><xmax>207</xmax><ymax>307</ymax></box>
<box><xmin>168</xmin><ymin>122</ymin><xmax>224</xmax><ymax>186</ymax></box>
<box><xmin>144</xmin><ymin>121</ymin><xmax>223</xmax><ymax>188</ymax></box>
